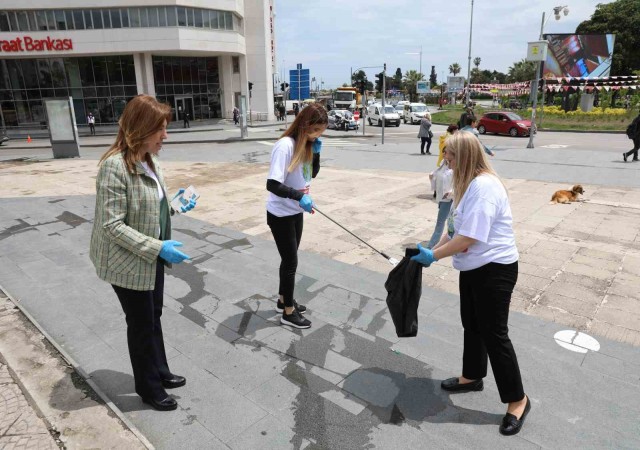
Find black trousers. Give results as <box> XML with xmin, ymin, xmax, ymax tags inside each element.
<box><xmin>267</xmin><ymin>211</ymin><xmax>303</xmax><ymax>307</ymax></box>
<box><xmin>89</xmin><ymin>123</ymin><xmax>95</xmax><ymax>135</ymax></box>
<box><xmin>624</xmin><ymin>136</ymin><xmax>640</xmax><ymax>160</ymax></box>
<box><xmin>420</xmin><ymin>137</ymin><xmax>432</xmax><ymax>153</ymax></box>
<box><xmin>112</xmin><ymin>261</ymin><xmax>171</xmax><ymax>400</ymax></box>
<box><xmin>459</xmin><ymin>261</ymin><xmax>524</xmax><ymax>403</ymax></box>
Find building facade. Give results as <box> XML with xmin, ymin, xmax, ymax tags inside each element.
<box><xmin>0</xmin><ymin>0</ymin><xmax>276</xmax><ymax>128</ymax></box>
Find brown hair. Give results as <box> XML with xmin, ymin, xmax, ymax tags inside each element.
<box><xmin>98</xmin><ymin>95</ymin><xmax>172</xmax><ymax>173</ymax></box>
<box><xmin>447</xmin><ymin>131</ymin><xmax>505</xmax><ymax>206</ymax></box>
<box><xmin>446</xmin><ymin>124</ymin><xmax>459</xmax><ymax>134</ymax></box>
<box><xmin>280</xmin><ymin>103</ymin><xmax>328</xmax><ymax>172</ymax></box>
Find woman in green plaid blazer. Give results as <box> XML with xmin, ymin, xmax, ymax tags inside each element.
<box><xmin>90</xmin><ymin>95</ymin><xmax>196</xmax><ymax>411</ymax></box>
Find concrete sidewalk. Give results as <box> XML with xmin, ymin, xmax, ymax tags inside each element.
<box><xmin>0</xmin><ymin>195</ymin><xmax>639</xmax><ymax>449</ymax></box>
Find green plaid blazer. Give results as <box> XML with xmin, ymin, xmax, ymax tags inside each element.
<box><xmin>90</xmin><ymin>153</ymin><xmax>172</xmax><ymax>291</ymax></box>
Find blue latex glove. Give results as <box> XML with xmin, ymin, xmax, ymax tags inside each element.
<box><xmin>172</xmin><ymin>188</ymin><xmax>185</xmax><ymax>200</ymax></box>
<box><xmin>312</xmin><ymin>138</ymin><xmax>322</xmax><ymax>154</ymax></box>
<box><xmin>299</xmin><ymin>194</ymin><xmax>314</xmax><ymax>213</ymax></box>
<box><xmin>410</xmin><ymin>243</ymin><xmax>438</xmax><ymax>267</ymax></box>
<box><xmin>160</xmin><ymin>240</ymin><xmax>190</xmax><ymax>264</ymax></box>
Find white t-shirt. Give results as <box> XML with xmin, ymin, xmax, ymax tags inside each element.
<box><xmin>140</xmin><ymin>161</ymin><xmax>165</xmax><ymax>201</ymax></box>
<box><xmin>447</xmin><ymin>174</ymin><xmax>518</xmax><ymax>271</ymax></box>
<box><xmin>433</xmin><ymin>161</ymin><xmax>453</xmax><ymax>203</ymax></box>
<box><xmin>266</xmin><ymin>137</ymin><xmax>313</xmax><ymax>217</ymax></box>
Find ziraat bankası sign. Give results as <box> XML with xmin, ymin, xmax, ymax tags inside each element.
<box><xmin>0</xmin><ymin>36</ymin><xmax>73</xmax><ymax>52</ymax></box>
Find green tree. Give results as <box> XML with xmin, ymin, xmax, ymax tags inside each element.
<box><xmin>473</xmin><ymin>57</ymin><xmax>481</xmax><ymax>69</ymax></box>
<box><xmin>404</xmin><ymin>70</ymin><xmax>423</xmax><ymax>102</ymax></box>
<box><xmin>506</xmin><ymin>59</ymin><xmax>536</xmax><ymax>82</ymax></box>
<box><xmin>449</xmin><ymin>63</ymin><xmax>462</xmax><ymax>75</ymax></box>
<box><xmin>576</xmin><ymin>0</ymin><xmax>640</xmax><ymax>75</ymax></box>
<box><xmin>429</xmin><ymin>65</ymin><xmax>438</xmax><ymax>86</ymax></box>
<box><xmin>351</xmin><ymin>70</ymin><xmax>373</xmax><ymax>91</ymax></box>
<box><xmin>393</xmin><ymin>68</ymin><xmax>403</xmax><ymax>89</ymax></box>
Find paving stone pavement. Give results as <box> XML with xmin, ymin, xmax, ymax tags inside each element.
<box><xmin>0</xmin><ymin>363</ymin><xmax>58</xmax><ymax>450</ymax></box>
<box><xmin>0</xmin><ymin>195</ymin><xmax>639</xmax><ymax>449</ymax></box>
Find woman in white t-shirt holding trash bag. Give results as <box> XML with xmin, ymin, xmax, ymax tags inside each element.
<box><xmin>265</xmin><ymin>103</ymin><xmax>328</xmax><ymax>330</ymax></box>
<box><xmin>411</xmin><ymin>131</ymin><xmax>530</xmax><ymax>437</ymax></box>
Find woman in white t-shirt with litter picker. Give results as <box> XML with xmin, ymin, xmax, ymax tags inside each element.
<box><xmin>266</xmin><ymin>103</ymin><xmax>328</xmax><ymax>329</ymax></box>
<box><xmin>411</xmin><ymin>131</ymin><xmax>530</xmax><ymax>437</ymax></box>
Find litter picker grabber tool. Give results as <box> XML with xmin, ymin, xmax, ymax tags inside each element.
<box><xmin>312</xmin><ymin>206</ymin><xmax>400</xmax><ymax>266</ymax></box>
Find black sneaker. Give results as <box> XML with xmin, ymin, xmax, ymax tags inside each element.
<box><xmin>623</xmin><ymin>153</ymin><xmax>628</xmax><ymax>162</ymax></box>
<box><xmin>276</xmin><ymin>299</ymin><xmax>307</xmax><ymax>314</ymax></box>
<box><xmin>280</xmin><ymin>309</ymin><xmax>311</xmax><ymax>329</ymax></box>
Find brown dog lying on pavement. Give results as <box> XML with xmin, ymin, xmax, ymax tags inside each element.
<box><xmin>550</xmin><ymin>184</ymin><xmax>585</xmax><ymax>204</ymax></box>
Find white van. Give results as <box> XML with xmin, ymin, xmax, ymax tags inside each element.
<box><xmin>367</xmin><ymin>104</ymin><xmax>401</xmax><ymax>127</ymax></box>
<box><xmin>403</xmin><ymin>103</ymin><xmax>429</xmax><ymax>124</ymax></box>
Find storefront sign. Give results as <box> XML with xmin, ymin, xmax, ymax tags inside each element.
<box><xmin>0</xmin><ymin>36</ymin><xmax>73</xmax><ymax>53</ymax></box>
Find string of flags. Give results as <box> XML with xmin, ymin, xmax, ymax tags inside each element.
<box><xmin>469</xmin><ymin>76</ymin><xmax>640</xmax><ymax>94</ymax></box>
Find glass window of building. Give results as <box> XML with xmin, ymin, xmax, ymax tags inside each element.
<box><xmin>35</xmin><ymin>11</ymin><xmax>47</xmax><ymax>30</ymax></box>
<box><xmin>210</xmin><ymin>11</ymin><xmax>219</xmax><ymax>29</ymax></box>
<box><xmin>83</xmin><ymin>10</ymin><xmax>93</xmax><ymax>29</ymax></box>
<box><xmin>102</xmin><ymin>10</ymin><xmax>112</xmax><ymax>28</ymax></box>
<box><xmin>7</xmin><ymin>11</ymin><xmax>18</xmax><ymax>32</ymax></box>
<box><xmin>158</xmin><ymin>7</ymin><xmax>167</xmax><ymax>27</ymax></box>
<box><xmin>65</xmin><ymin>10</ymin><xmax>75</xmax><ymax>30</ymax></box>
<box><xmin>46</xmin><ymin>10</ymin><xmax>57</xmax><ymax>30</ymax></box>
<box><xmin>232</xmin><ymin>57</ymin><xmax>240</xmax><ymax>74</ymax></box>
<box><xmin>140</xmin><ymin>8</ymin><xmax>149</xmax><ymax>27</ymax></box>
<box><xmin>27</xmin><ymin>11</ymin><xmax>38</xmax><ymax>31</ymax></box>
<box><xmin>110</xmin><ymin>10</ymin><xmax>121</xmax><ymax>28</ymax></box>
<box><xmin>17</xmin><ymin>11</ymin><xmax>30</xmax><ymax>31</ymax></box>
<box><xmin>120</xmin><ymin>9</ymin><xmax>129</xmax><ymax>27</ymax></box>
<box><xmin>54</xmin><ymin>10</ymin><xmax>67</xmax><ymax>30</ymax></box>
<box><xmin>177</xmin><ymin>7</ymin><xmax>186</xmax><ymax>26</ymax></box>
<box><xmin>167</xmin><ymin>7</ymin><xmax>177</xmax><ymax>26</ymax></box>
<box><xmin>225</xmin><ymin>12</ymin><xmax>233</xmax><ymax>30</ymax></box>
<box><xmin>0</xmin><ymin>12</ymin><xmax>9</xmax><ymax>32</ymax></box>
<box><xmin>128</xmin><ymin>8</ymin><xmax>140</xmax><ymax>27</ymax></box>
<box><xmin>149</xmin><ymin>7</ymin><xmax>159</xmax><ymax>27</ymax></box>
<box><xmin>186</xmin><ymin>8</ymin><xmax>193</xmax><ymax>27</ymax></box>
<box><xmin>194</xmin><ymin>9</ymin><xmax>203</xmax><ymax>28</ymax></box>
<box><xmin>91</xmin><ymin>10</ymin><xmax>102</xmax><ymax>29</ymax></box>
<box><xmin>203</xmin><ymin>9</ymin><xmax>210</xmax><ymax>28</ymax></box>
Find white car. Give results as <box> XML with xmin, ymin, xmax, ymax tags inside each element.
<box><xmin>367</xmin><ymin>104</ymin><xmax>401</xmax><ymax>127</ymax></box>
<box><xmin>403</xmin><ymin>103</ymin><xmax>430</xmax><ymax>124</ymax></box>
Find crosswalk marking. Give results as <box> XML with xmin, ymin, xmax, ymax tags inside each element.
<box><xmin>257</xmin><ymin>140</ymin><xmax>365</xmax><ymax>147</ymax></box>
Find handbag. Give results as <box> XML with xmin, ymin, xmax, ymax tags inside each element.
<box><xmin>428</xmin><ymin>130</ymin><xmax>433</xmax><ymax>139</ymax></box>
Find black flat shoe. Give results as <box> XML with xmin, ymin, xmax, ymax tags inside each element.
<box><xmin>623</xmin><ymin>153</ymin><xmax>628</xmax><ymax>162</ymax></box>
<box><xmin>440</xmin><ymin>377</ymin><xmax>483</xmax><ymax>392</ymax></box>
<box><xmin>499</xmin><ymin>396</ymin><xmax>531</xmax><ymax>436</ymax></box>
<box><xmin>162</xmin><ymin>375</ymin><xmax>186</xmax><ymax>389</ymax></box>
<box><xmin>142</xmin><ymin>396</ymin><xmax>178</xmax><ymax>411</ymax></box>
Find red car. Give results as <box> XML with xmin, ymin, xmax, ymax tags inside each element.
<box><xmin>477</xmin><ymin>111</ymin><xmax>533</xmax><ymax>137</ymax></box>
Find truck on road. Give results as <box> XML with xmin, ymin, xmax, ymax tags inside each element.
<box><xmin>333</xmin><ymin>87</ymin><xmax>362</xmax><ymax>111</ymax></box>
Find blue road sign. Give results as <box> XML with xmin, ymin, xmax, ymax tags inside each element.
<box><xmin>289</xmin><ymin>68</ymin><xmax>310</xmax><ymax>100</ymax></box>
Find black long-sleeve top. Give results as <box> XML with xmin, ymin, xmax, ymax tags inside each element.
<box><xmin>266</xmin><ymin>153</ymin><xmax>320</xmax><ymax>200</ymax></box>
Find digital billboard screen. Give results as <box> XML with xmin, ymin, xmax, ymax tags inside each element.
<box><xmin>542</xmin><ymin>34</ymin><xmax>615</xmax><ymax>78</ymax></box>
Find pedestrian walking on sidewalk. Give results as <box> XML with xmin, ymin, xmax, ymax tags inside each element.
<box><xmin>461</xmin><ymin>116</ymin><xmax>495</xmax><ymax>157</ymax></box>
<box><xmin>623</xmin><ymin>111</ymin><xmax>640</xmax><ymax>162</ymax></box>
<box><xmin>90</xmin><ymin>95</ymin><xmax>197</xmax><ymax>412</ymax></box>
<box><xmin>266</xmin><ymin>103</ymin><xmax>328</xmax><ymax>329</ymax></box>
<box><xmin>411</xmin><ymin>131</ymin><xmax>530</xmax><ymax>436</ymax></box>
<box><xmin>87</xmin><ymin>112</ymin><xmax>96</xmax><ymax>135</ymax></box>
<box><xmin>417</xmin><ymin>112</ymin><xmax>433</xmax><ymax>155</ymax></box>
<box><xmin>426</xmin><ymin>158</ymin><xmax>453</xmax><ymax>248</ymax></box>
<box><xmin>233</xmin><ymin>106</ymin><xmax>240</xmax><ymax>125</ymax></box>
<box><xmin>182</xmin><ymin>111</ymin><xmax>190</xmax><ymax>128</ymax></box>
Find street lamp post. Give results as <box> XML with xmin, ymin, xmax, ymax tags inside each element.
<box><xmin>406</xmin><ymin>46</ymin><xmax>423</xmax><ymax>102</ymax></box>
<box><xmin>465</xmin><ymin>0</ymin><xmax>475</xmax><ymax>106</ymax></box>
<box><xmin>527</xmin><ymin>5</ymin><xmax>569</xmax><ymax>149</ymax></box>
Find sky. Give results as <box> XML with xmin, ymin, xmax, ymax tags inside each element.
<box><xmin>273</xmin><ymin>0</ymin><xmax>615</xmax><ymax>89</ymax></box>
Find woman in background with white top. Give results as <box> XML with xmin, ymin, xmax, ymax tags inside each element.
<box><xmin>266</xmin><ymin>103</ymin><xmax>328</xmax><ymax>329</ymax></box>
<box><xmin>426</xmin><ymin>154</ymin><xmax>454</xmax><ymax>249</ymax></box>
<box><xmin>411</xmin><ymin>131</ymin><xmax>529</xmax><ymax>436</ymax></box>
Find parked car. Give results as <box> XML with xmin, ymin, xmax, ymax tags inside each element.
<box><xmin>403</xmin><ymin>103</ymin><xmax>429</xmax><ymax>124</ymax></box>
<box><xmin>367</xmin><ymin>104</ymin><xmax>401</xmax><ymax>127</ymax></box>
<box><xmin>477</xmin><ymin>111</ymin><xmax>533</xmax><ymax>137</ymax></box>
<box><xmin>505</xmin><ymin>99</ymin><xmax>522</xmax><ymax>109</ymax></box>
<box><xmin>327</xmin><ymin>109</ymin><xmax>359</xmax><ymax>131</ymax></box>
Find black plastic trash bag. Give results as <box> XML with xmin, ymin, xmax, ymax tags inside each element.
<box><xmin>384</xmin><ymin>247</ymin><xmax>422</xmax><ymax>337</ymax></box>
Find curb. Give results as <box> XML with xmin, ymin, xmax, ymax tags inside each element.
<box><xmin>0</xmin><ymin>283</ymin><xmax>155</xmax><ymax>450</ymax></box>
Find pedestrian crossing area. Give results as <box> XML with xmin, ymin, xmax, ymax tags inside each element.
<box><xmin>257</xmin><ymin>139</ymin><xmax>366</xmax><ymax>147</ymax></box>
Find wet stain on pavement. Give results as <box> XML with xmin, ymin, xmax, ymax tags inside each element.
<box><xmin>167</xmin><ymin>254</ymin><xmax>215</xmax><ymax>329</ymax></box>
<box><xmin>56</xmin><ymin>211</ymin><xmax>89</xmax><ymax>228</ymax></box>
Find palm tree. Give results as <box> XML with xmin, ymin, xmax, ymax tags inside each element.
<box><xmin>404</xmin><ymin>70</ymin><xmax>423</xmax><ymax>102</ymax></box>
<box><xmin>449</xmin><ymin>63</ymin><xmax>461</xmax><ymax>76</ymax></box>
<box><xmin>507</xmin><ymin>59</ymin><xmax>536</xmax><ymax>82</ymax></box>
<box><xmin>473</xmin><ymin>57</ymin><xmax>481</xmax><ymax>69</ymax></box>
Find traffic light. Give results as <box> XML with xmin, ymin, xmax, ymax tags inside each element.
<box><xmin>248</xmin><ymin>81</ymin><xmax>253</xmax><ymax>91</ymax></box>
<box><xmin>375</xmin><ymin>73</ymin><xmax>384</xmax><ymax>92</ymax></box>
<box><xmin>280</xmin><ymin>82</ymin><xmax>289</xmax><ymax>92</ymax></box>
<box><xmin>358</xmin><ymin>80</ymin><xmax>366</xmax><ymax>95</ymax></box>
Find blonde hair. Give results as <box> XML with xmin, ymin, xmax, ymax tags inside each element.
<box><xmin>447</xmin><ymin>131</ymin><xmax>505</xmax><ymax>206</ymax></box>
<box><xmin>280</xmin><ymin>103</ymin><xmax>328</xmax><ymax>172</ymax></box>
<box><xmin>98</xmin><ymin>95</ymin><xmax>172</xmax><ymax>173</ymax></box>
<box><xmin>424</xmin><ymin>112</ymin><xmax>432</xmax><ymax>121</ymax></box>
